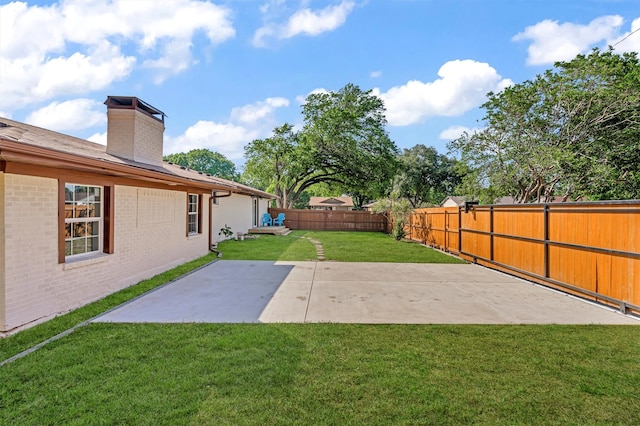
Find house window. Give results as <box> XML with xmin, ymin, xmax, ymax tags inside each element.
<box><xmin>188</xmin><ymin>193</ymin><xmax>200</xmax><ymax>234</ymax></box>
<box><xmin>64</xmin><ymin>184</ymin><xmax>102</xmax><ymax>258</ymax></box>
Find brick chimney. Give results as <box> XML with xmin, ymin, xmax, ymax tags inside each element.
<box><xmin>104</xmin><ymin>96</ymin><xmax>166</xmax><ymax>166</ymax></box>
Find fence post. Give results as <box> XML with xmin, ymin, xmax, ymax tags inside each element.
<box><xmin>489</xmin><ymin>205</ymin><xmax>494</xmax><ymax>261</ymax></box>
<box><xmin>409</xmin><ymin>211</ymin><xmax>413</xmax><ymax>240</ymax></box>
<box><xmin>544</xmin><ymin>204</ymin><xmax>549</xmax><ymax>278</ymax></box>
<box><xmin>423</xmin><ymin>211</ymin><xmax>428</xmax><ymax>245</ymax></box>
<box><xmin>458</xmin><ymin>206</ymin><xmax>462</xmax><ymax>253</ymax></box>
<box><xmin>445</xmin><ymin>209</ymin><xmax>449</xmax><ymax>251</ymax></box>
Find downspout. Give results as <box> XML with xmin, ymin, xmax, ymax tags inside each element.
<box><xmin>212</xmin><ymin>190</ymin><xmax>232</xmax><ymax>199</ymax></box>
<box><xmin>209</xmin><ymin>190</ymin><xmax>233</xmax><ymax>256</ymax></box>
<box><xmin>208</xmin><ymin>194</ymin><xmax>213</xmax><ymax>251</ymax></box>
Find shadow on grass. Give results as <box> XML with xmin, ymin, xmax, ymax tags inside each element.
<box><xmin>217</xmin><ymin>233</ymin><xmax>317</xmax><ymax>261</ymax></box>
<box><xmin>3</xmin><ymin>324</ymin><xmax>640</xmax><ymax>424</ymax></box>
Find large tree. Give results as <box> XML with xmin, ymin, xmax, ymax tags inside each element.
<box><xmin>164</xmin><ymin>149</ymin><xmax>238</xmax><ymax>181</ymax></box>
<box><xmin>243</xmin><ymin>123</ymin><xmax>310</xmax><ymax>208</ymax></box>
<box><xmin>302</xmin><ymin>83</ymin><xmax>399</xmax><ymax>208</ymax></box>
<box><xmin>450</xmin><ymin>48</ymin><xmax>640</xmax><ymax>203</ymax></box>
<box><xmin>394</xmin><ymin>144</ymin><xmax>460</xmax><ymax>208</ymax></box>
<box><xmin>244</xmin><ymin>84</ymin><xmax>399</xmax><ymax>208</ymax></box>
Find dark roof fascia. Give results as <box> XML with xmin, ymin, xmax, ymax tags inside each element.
<box><xmin>232</xmin><ymin>186</ymin><xmax>277</xmax><ymax>199</ymax></box>
<box><xmin>0</xmin><ymin>115</ymin><xmax>276</xmax><ymax>199</ymax></box>
<box><xmin>104</xmin><ymin>96</ymin><xmax>167</xmax><ymax>123</ymax></box>
<box><xmin>0</xmin><ymin>138</ymin><xmax>232</xmax><ymax>191</ymax></box>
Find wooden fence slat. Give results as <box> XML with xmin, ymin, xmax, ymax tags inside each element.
<box><xmin>405</xmin><ymin>201</ymin><xmax>640</xmax><ymax>314</ymax></box>
<box><xmin>268</xmin><ymin>208</ymin><xmax>387</xmax><ymax>232</ymax></box>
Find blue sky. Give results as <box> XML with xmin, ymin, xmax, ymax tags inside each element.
<box><xmin>1</xmin><ymin>0</ymin><xmax>639</xmax><ymax>168</ymax></box>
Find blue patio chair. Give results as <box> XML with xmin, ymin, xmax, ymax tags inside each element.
<box><xmin>261</xmin><ymin>213</ymin><xmax>273</xmax><ymax>227</ymax></box>
<box><xmin>272</xmin><ymin>212</ymin><xmax>285</xmax><ymax>226</ymax></box>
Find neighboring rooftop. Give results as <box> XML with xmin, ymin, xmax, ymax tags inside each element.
<box><xmin>309</xmin><ymin>196</ymin><xmax>355</xmax><ymax>209</ymax></box>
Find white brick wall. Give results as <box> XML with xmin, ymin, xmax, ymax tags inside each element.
<box><xmin>211</xmin><ymin>194</ymin><xmax>270</xmax><ymax>242</ymax></box>
<box><xmin>106</xmin><ymin>108</ymin><xmax>164</xmax><ymax>166</ymax></box>
<box><xmin>0</xmin><ymin>172</ymin><xmax>6</xmax><ymax>330</ymax></box>
<box><xmin>0</xmin><ymin>173</ymin><xmax>211</xmax><ymax>332</ymax></box>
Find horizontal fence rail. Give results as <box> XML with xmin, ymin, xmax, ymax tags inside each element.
<box><xmin>269</xmin><ymin>208</ymin><xmax>387</xmax><ymax>232</ymax></box>
<box><xmin>406</xmin><ymin>201</ymin><xmax>640</xmax><ymax>315</ymax></box>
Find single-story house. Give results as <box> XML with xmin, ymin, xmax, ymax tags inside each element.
<box><xmin>362</xmin><ymin>201</ymin><xmax>378</xmax><ymax>211</ymax></box>
<box><xmin>440</xmin><ymin>196</ymin><xmax>468</xmax><ymax>208</ymax></box>
<box><xmin>0</xmin><ymin>96</ymin><xmax>274</xmax><ymax>334</ymax></box>
<box><xmin>308</xmin><ymin>196</ymin><xmax>354</xmax><ymax>211</ymax></box>
<box><xmin>440</xmin><ymin>196</ymin><xmax>516</xmax><ymax>207</ymax></box>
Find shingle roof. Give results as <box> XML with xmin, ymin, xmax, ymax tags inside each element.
<box><xmin>0</xmin><ymin>117</ymin><xmax>274</xmax><ymax>199</ymax></box>
<box><xmin>309</xmin><ymin>196</ymin><xmax>354</xmax><ymax>207</ymax></box>
<box><xmin>440</xmin><ymin>196</ymin><xmax>468</xmax><ymax>206</ymax></box>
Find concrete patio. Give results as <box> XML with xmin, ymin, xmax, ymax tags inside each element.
<box><xmin>94</xmin><ymin>260</ymin><xmax>640</xmax><ymax>325</ymax></box>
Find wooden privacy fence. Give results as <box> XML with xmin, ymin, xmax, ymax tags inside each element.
<box><xmin>269</xmin><ymin>208</ymin><xmax>387</xmax><ymax>232</ymax></box>
<box><xmin>408</xmin><ymin>201</ymin><xmax>640</xmax><ymax>314</ymax></box>
<box><xmin>408</xmin><ymin>207</ymin><xmax>460</xmax><ymax>253</ymax></box>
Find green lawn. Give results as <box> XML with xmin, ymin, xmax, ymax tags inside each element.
<box><xmin>2</xmin><ymin>231</ymin><xmax>639</xmax><ymax>424</ymax></box>
<box><xmin>216</xmin><ymin>231</ymin><xmax>317</xmax><ymax>261</ymax></box>
<box><xmin>1</xmin><ymin>323</ymin><xmax>639</xmax><ymax>424</ymax></box>
<box><xmin>218</xmin><ymin>230</ymin><xmax>465</xmax><ymax>263</ymax></box>
<box><xmin>0</xmin><ymin>253</ymin><xmax>219</xmax><ymax>362</ymax></box>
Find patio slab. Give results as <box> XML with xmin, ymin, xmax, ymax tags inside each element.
<box><xmin>94</xmin><ymin>260</ymin><xmax>640</xmax><ymax>325</ymax></box>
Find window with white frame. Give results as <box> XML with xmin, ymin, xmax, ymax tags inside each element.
<box><xmin>64</xmin><ymin>184</ymin><xmax>102</xmax><ymax>257</ymax></box>
<box><xmin>188</xmin><ymin>193</ymin><xmax>199</xmax><ymax>234</ymax></box>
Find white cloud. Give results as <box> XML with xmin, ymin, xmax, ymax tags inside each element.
<box><xmin>512</xmin><ymin>15</ymin><xmax>624</xmax><ymax>65</ymax></box>
<box><xmin>25</xmin><ymin>98</ymin><xmax>106</xmax><ymax>132</ymax></box>
<box><xmin>252</xmin><ymin>27</ymin><xmax>276</xmax><ymax>48</ymax></box>
<box><xmin>0</xmin><ymin>0</ymin><xmax>234</xmax><ymax>111</ymax></box>
<box><xmin>165</xmin><ymin>121</ymin><xmax>260</xmax><ymax>161</ymax></box>
<box><xmin>230</xmin><ymin>97</ymin><xmax>289</xmax><ymax>125</ymax></box>
<box><xmin>439</xmin><ymin>126</ymin><xmax>482</xmax><ymax>141</ymax></box>
<box><xmin>253</xmin><ymin>1</ymin><xmax>355</xmax><ymax>47</ymax></box>
<box><xmin>88</xmin><ymin>132</ymin><xmax>107</xmax><ymax>146</ymax></box>
<box><xmin>142</xmin><ymin>39</ymin><xmax>195</xmax><ymax>84</ymax></box>
<box><xmin>375</xmin><ymin>60</ymin><xmax>513</xmax><ymax>126</ymax></box>
<box><xmin>282</xmin><ymin>1</ymin><xmax>355</xmax><ymax>38</ymax></box>
<box><xmin>165</xmin><ymin>97</ymin><xmax>290</xmax><ymax>162</ymax></box>
<box><xmin>35</xmin><ymin>42</ymin><xmax>136</xmax><ymax>100</ymax></box>
<box><xmin>295</xmin><ymin>88</ymin><xmax>330</xmax><ymax>104</ymax></box>
<box><xmin>610</xmin><ymin>17</ymin><xmax>640</xmax><ymax>54</ymax></box>
<box><xmin>370</xmin><ymin>70</ymin><xmax>382</xmax><ymax>78</ymax></box>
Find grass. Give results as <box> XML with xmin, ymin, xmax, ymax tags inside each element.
<box><xmin>1</xmin><ymin>323</ymin><xmax>639</xmax><ymax>424</ymax></box>
<box><xmin>0</xmin><ymin>252</ymin><xmax>219</xmax><ymax>363</ymax></box>
<box><xmin>218</xmin><ymin>230</ymin><xmax>465</xmax><ymax>263</ymax></box>
<box><xmin>216</xmin><ymin>232</ymin><xmax>317</xmax><ymax>260</ymax></box>
<box><xmin>304</xmin><ymin>231</ymin><xmax>464</xmax><ymax>263</ymax></box>
<box><xmin>1</xmin><ymin>231</ymin><xmax>454</xmax><ymax>362</ymax></box>
<box><xmin>2</xmin><ymin>231</ymin><xmax>639</xmax><ymax>424</ymax></box>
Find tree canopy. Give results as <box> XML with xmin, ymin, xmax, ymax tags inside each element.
<box><xmin>164</xmin><ymin>149</ymin><xmax>238</xmax><ymax>181</ymax></box>
<box><xmin>394</xmin><ymin>144</ymin><xmax>460</xmax><ymax>208</ymax></box>
<box><xmin>243</xmin><ymin>83</ymin><xmax>399</xmax><ymax>208</ymax></box>
<box><xmin>450</xmin><ymin>48</ymin><xmax>640</xmax><ymax>203</ymax></box>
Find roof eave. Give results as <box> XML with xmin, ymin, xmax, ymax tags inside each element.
<box><xmin>0</xmin><ymin>138</ymin><xmax>233</xmax><ymax>191</ymax></box>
